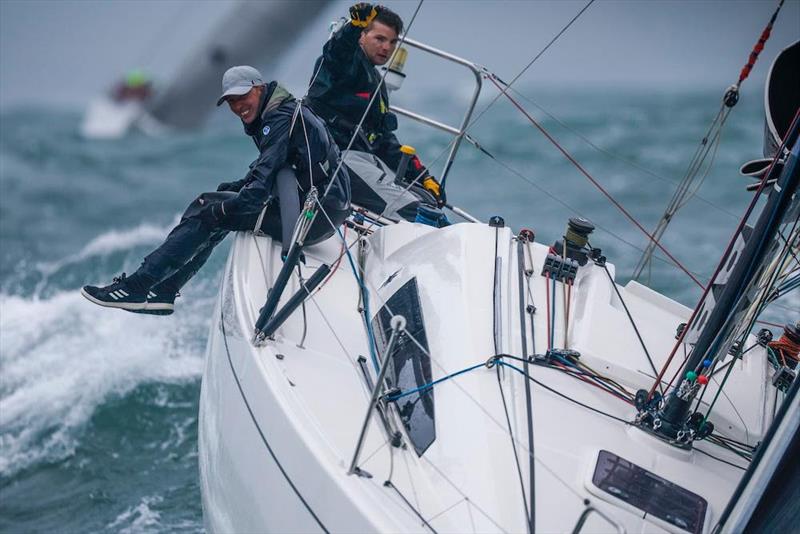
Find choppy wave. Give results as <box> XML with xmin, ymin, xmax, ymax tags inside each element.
<box><xmin>0</xmin><ymin>288</ymin><xmax>205</xmax><ymax>477</ymax></box>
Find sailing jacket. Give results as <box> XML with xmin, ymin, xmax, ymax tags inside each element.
<box><xmin>306</xmin><ymin>22</ymin><xmax>429</xmax><ymax>183</ymax></box>
<box><xmin>221</xmin><ymin>82</ymin><xmax>351</xmax><ymax>217</ymax></box>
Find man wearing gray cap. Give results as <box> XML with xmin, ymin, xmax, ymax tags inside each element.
<box><xmin>81</xmin><ymin>66</ymin><xmax>351</xmax><ymax>315</ymax></box>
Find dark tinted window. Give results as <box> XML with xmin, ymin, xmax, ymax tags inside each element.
<box><xmin>372</xmin><ymin>278</ymin><xmax>435</xmax><ymax>456</ymax></box>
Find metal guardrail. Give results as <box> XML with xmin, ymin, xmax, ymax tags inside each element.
<box><xmin>388</xmin><ymin>37</ymin><xmax>484</xmax><ymax>188</ymax></box>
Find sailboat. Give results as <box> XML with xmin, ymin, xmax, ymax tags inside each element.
<box><xmin>197</xmin><ymin>8</ymin><xmax>799</xmax><ymax>533</ymax></box>
<box><xmin>80</xmin><ymin>0</ymin><xmax>328</xmax><ymax>139</ymax></box>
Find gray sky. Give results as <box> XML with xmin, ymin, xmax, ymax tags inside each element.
<box><xmin>1</xmin><ymin>0</ymin><xmax>798</xmax><ymax>109</ymax></box>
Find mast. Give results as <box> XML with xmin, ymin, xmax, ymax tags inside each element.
<box><xmin>648</xmin><ymin>113</ymin><xmax>799</xmax><ymax>441</ymax></box>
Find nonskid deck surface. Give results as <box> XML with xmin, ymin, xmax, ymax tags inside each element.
<box><xmin>200</xmin><ymin>221</ymin><xmax>769</xmax><ymax>533</ymax></box>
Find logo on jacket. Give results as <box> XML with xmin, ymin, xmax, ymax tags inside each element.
<box><xmin>262</xmin><ymin>125</ymin><xmax>271</xmax><ymax>136</ymax></box>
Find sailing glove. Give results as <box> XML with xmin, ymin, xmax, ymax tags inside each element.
<box><xmin>422</xmin><ymin>176</ymin><xmax>446</xmax><ymax>206</ymax></box>
<box><xmin>216</xmin><ymin>179</ymin><xmax>246</xmax><ymax>193</ymax></box>
<box><xmin>350</xmin><ymin>3</ymin><xmax>376</xmax><ymax>27</ymax></box>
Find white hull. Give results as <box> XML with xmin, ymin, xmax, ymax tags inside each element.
<box><xmin>199</xmin><ymin>221</ymin><xmax>776</xmax><ymax>533</ymax></box>
<box><xmin>80</xmin><ymin>97</ymin><xmax>143</xmax><ymax>139</ymax></box>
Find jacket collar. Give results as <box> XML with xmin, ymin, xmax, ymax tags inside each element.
<box><xmin>244</xmin><ymin>81</ymin><xmax>295</xmax><ymax>136</ymax></box>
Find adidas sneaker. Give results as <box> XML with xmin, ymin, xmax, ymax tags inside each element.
<box><xmin>81</xmin><ymin>273</ymin><xmax>147</xmax><ymax>311</ymax></box>
<box><xmin>127</xmin><ymin>289</ymin><xmax>179</xmax><ymax>316</ymax></box>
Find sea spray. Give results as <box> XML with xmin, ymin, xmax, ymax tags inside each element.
<box><xmin>0</xmin><ymin>288</ymin><xmax>207</xmax><ymax>476</ymax></box>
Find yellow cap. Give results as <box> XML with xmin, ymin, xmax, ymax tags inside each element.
<box><xmin>400</xmin><ymin>145</ymin><xmax>416</xmax><ymax>155</ymax></box>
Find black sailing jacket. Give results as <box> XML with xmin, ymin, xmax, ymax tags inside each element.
<box><xmin>306</xmin><ymin>22</ymin><xmax>429</xmax><ymax>182</ymax></box>
<box><xmin>222</xmin><ymin>82</ymin><xmax>351</xmax><ymax>217</ymax></box>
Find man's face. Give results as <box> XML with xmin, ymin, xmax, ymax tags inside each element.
<box><xmin>359</xmin><ymin>21</ymin><xmax>399</xmax><ymax>66</ymax></box>
<box><xmin>226</xmin><ymin>86</ymin><xmax>263</xmax><ymax>124</ymax></box>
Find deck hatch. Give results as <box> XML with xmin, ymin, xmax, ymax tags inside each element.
<box><xmin>592</xmin><ymin>450</ymin><xmax>707</xmax><ymax>533</ymax></box>
<box><xmin>372</xmin><ymin>278</ymin><xmax>435</xmax><ymax>456</ymax></box>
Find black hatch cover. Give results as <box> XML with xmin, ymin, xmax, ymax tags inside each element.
<box><xmin>592</xmin><ymin>450</ymin><xmax>707</xmax><ymax>533</ymax></box>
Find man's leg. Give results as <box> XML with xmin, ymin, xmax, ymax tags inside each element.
<box><xmin>133</xmin><ymin>193</ymin><xmax>234</xmax><ymax>288</ymax></box>
<box><xmin>81</xmin><ymin>192</ymin><xmax>236</xmax><ymax>312</ymax></box>
<box><xmin>134</xmin><ymin>228</ymin><xmax>228</xmax><ymax>314</ymax></box>
<box><xmin>150</xmin><ymin>229</ymin><xmax>227</xmax><ymax>293</ymax></box>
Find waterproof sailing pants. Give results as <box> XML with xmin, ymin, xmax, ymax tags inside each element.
<box><xmin>135</xmin><ymin>169</ymin><xmax>350</xmax><ymax>294</ymax></box>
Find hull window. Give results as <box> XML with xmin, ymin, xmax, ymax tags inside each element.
<box><xmin>372</xmin><ymin>278</ymin><xmax>435</xmax><ymax>456</ymax></box>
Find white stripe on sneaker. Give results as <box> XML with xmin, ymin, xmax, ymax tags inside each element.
<box><xmin>119</xmin><ymin>289</ymin><xmax>129</xmax><ymax>297</ymax></box>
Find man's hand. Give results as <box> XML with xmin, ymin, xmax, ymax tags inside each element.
<box><xmin>422</xmin><ymin>176</ymin><xmax>440</xmax><ymax>197</ymax></box>
<box><xmin>349</xmin><ymin>3</ymin><xmax>376</xmax><ymax>27</ymax></box>
<box><xmin>422</xmin><ymin>176</ymin><xmax>447</xmax><ymax>207</ymax></box>
<box><xmin>216</xmin><ymin>179</ymin><xmax>244</xmax><ymax>192</ymax></box>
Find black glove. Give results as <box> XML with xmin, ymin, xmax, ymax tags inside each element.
<box><xmin>198</xmin><ymin>202</ymin><xmax>224</xmax><ymax>227</ymax></box>
<box><xmin>216</xmin><ymin>179</ymin><xmax>245</xmax><ymax>192</ymax></box>
<box><xmin>349</xmin><ymin>3</ymin><xmax>376</xmax><ymax>27</ymax></box>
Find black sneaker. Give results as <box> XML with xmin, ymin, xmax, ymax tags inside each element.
<box><xmin>81</xmin><ymin>273</ymin><xmax>147</xmax><ymax>311</ymax></box>
<box><xmin>126</xmin><ymin>289</ymin><xmax>178</xmax><ymax>316</ymax></box>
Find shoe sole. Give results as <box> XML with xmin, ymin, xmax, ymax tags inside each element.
<box><xmin>81</xmin><ymin>287</ymin><xmax>147</xmax><ymax>311</ymax></box>
<box><xmin>125</xmin><ymin>303</ymin><xmax>174</xmax><ymax>316</ymax></box>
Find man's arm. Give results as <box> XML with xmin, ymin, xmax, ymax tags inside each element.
<box><xmin>307</xmin><ymin>4</ymin><xmax>374</xmax><ymax>105</ymax></box>
<box><xmin>221</xmin><ymin>115</ymin><xmax>291</xmax><ymax>216</ymax></box>
<box><xmin>375</xmin><ymin>131</ymin><xmax>445</xmax><ymax>204</ymax></box>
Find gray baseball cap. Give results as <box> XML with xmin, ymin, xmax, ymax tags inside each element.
<box><xmin>216</xmin><ymin>66</ymin><xmax>264</xmax><ymax>106</ymax></box>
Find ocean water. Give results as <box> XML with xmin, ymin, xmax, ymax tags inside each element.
<box><xmin>0</xmin><ymin>87</ymin><xmax>795</xmax><ymax>532</ymax></box>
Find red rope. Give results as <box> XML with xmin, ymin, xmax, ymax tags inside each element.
<box><xmin>738</xmin><ymin>0</ymin><xmax>785</xmax><ymax>84</ymax></box>
<box><xmin>489</xmin><ymin>75</ymin><xmax>704</xmax><ymax>289</ymax></box>
<box><xmin>769</xmin><ymin>333</ymin><xmax>800</xmax><ymax>363</ymax></box>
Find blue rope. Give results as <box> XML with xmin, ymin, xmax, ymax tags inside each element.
<box><xmin>386</xmin><ymin>361</ymin><xmax>490</xmax><ymax>401</ymax></box>
<box><xmin>334</xmin><ymin>225</ymin><xmax>380</xmax><ymax>373</ymax></box>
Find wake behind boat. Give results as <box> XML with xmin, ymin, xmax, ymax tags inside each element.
<box><xmin>199</xmin><ymin>9</ymin><xmax>799</xmax><ymax>534</ymax></box>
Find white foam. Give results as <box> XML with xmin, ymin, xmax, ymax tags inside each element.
<box><xmin>107</xmin><ymin>494</ymin><xmax>164</xmax><ymax>533</ymax></box>
<box><xmin>0</xmin><ymin>288</ymin><xmax>209</xmax><ymax>476</ymax></box>
<box><xmin>33</xmin><ymin>217</ymin><xmax>180</xmax><ymax>288</ymax></box>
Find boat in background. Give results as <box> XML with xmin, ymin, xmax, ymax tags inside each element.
<box><xmin>197</xmin><ymin>5</ymin><xmax>800</xmax><ymax>527</ymax></box>
<box><xmin>80</xmin><ymin>0</ymin><xmax>329</xmax><ymax>139</ymax></box>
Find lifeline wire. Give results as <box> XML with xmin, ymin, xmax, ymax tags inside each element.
<box><xmin>505</xmin><ymin>86</ymin><xmax>741</xmax><ymax>221</ymax></box>
<box><xmin>458</xmin><ymin>0</ymin><xmax>596</xmax><ymax>139</ymax></box>
<box><xmin>488</xmin><ymin>74</ymin><xmax>704</xmax><ymax>289</ymax></box>
<box><xmin>364</xmin><ymin>0</ymin><xmax>596</xmax><ymax>222</ymax></box>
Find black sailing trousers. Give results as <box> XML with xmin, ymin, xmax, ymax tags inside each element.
<box><xmin>133</xmin><ymin>169</ymin><xmax>350</xmax><ymax>295</ymax></box>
